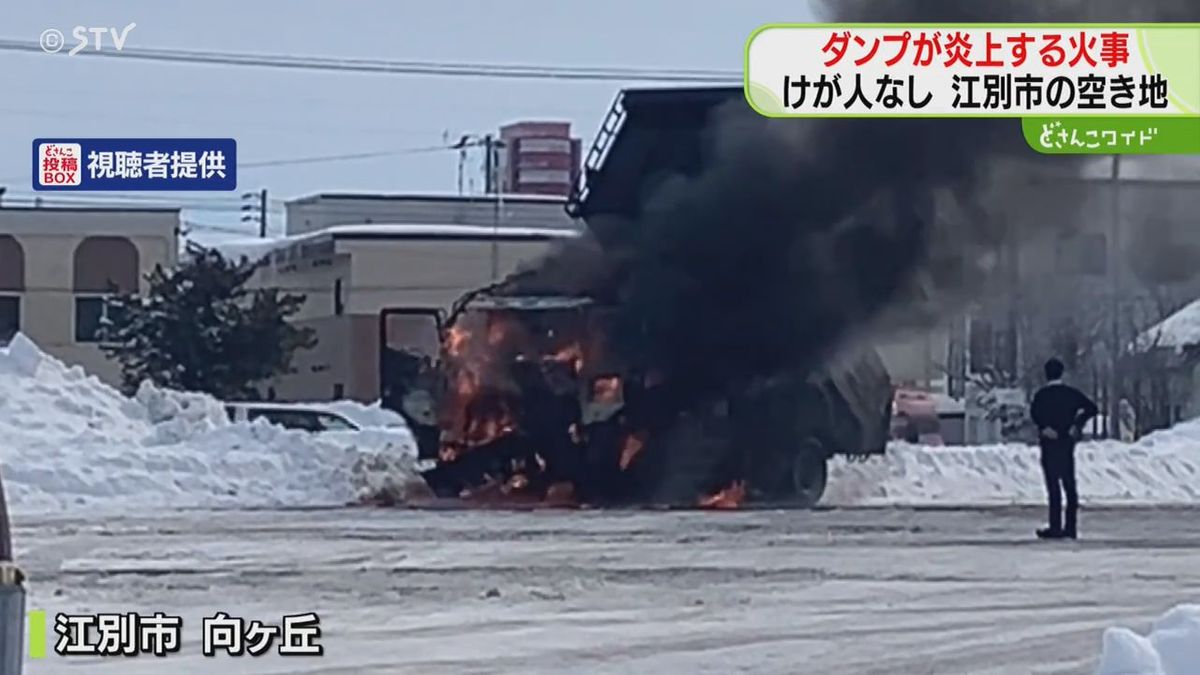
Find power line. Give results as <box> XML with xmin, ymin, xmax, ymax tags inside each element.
<box><xmin>0</xmin><ymin>39</ymin><xmax>740</xmax><ymax>83</ymax></box>
<box><xmin>240</xmin><ymin>144</ymin><xmax>451</xmax><ymax>168</ymax></box>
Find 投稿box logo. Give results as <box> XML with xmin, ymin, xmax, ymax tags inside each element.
<box><xmin>37</xmin><ymin>142</ymin><xmax>82</xmax><ymax>186</ymax></box>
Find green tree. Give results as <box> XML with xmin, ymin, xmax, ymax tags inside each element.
<box><xmin>100</xmin><ymin>245</ymin><xmax>316</xmax><ymax>398</ymax></box>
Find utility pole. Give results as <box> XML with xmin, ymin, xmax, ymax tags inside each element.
<box><xmin>1108</xmin><ymin>154</ymin><xmax>1123</xmax><ymax>438</ymax></box>
<box><xmin>452</xmin><ymin>133</ymin><xmax>507</xmax><ymax>280</ymax></box>
<box><xmin>241</xmin><ymin>188</ymin><xmax>268</xmax><ymax>237</ymax></box>
<box><xmin>483</xmin><ymin>134</ymin><xmax>505</xmax><ymax>281</ymax></box>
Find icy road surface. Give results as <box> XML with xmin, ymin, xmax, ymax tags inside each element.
<box><xmin>14</xmin><ymin>506</ymin><xmax>1200</xmax><ymax>675</ymax></box>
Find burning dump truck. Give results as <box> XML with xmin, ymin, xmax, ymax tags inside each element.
<box><xmin>401</xmin><ymin>284</ymin><xmax>891</xmax><ymax>508</ymax></box>
<box><xmin>389</xmin><ymin>87</ymin><xmax>894</xmax><ymax>508</ymax></box>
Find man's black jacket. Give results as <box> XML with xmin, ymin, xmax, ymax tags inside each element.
<box><xmin>1030</xmin><ymin>381</ymin><xmax>1099</xmax><ymax>447</ymax></box>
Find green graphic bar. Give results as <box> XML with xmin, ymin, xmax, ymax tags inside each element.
<box><xmin>28</xmin><ymin>609</ymin><xmax>45</xmax><ymax>659</ymax></box>
<box><xmin>1022</xmin><ymin>116</ymin><xmax>1200</xmax><ymax>154</ymax></box>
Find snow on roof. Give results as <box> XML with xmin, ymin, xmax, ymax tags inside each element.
<box><xmin>208</xmin><ymin>236</ymin><xmax>282</xmax><ymax>262</ymax></box>
<box><xmin>1135</xmin><ymin>298</ymin><xmax>1200</xmax><ymax>352</ymax></box>
<box><xmin>206</xmin><ymin>222</ymin><xmax>582</xmax><ymax>261</ymax></box>
<box><xmin>466</xmin><ymin>295</ymin><xmax>594</xmax><ymax>311</ymax></box>
<box><xmin>294</xmin><ymin>191</ymin><xmax>569</xmax><ymax>204</ymax></box>
<box><xmin>319</xmin><ymin>223</ymin><xmax>581</xmax><ymax>238</ymax></box>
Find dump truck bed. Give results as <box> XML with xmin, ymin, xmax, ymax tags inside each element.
<box><xmin>569</xmin><ymin>86</ymin><xmax>742</xmax><ymax>220</ymax></box>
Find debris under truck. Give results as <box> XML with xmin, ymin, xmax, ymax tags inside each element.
<box><xmin>390</xmin><ymin>87</ymin><xmax>893</xmax><ymax>508</ymax></box>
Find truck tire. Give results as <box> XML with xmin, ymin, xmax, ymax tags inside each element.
<box><xmin>790</xmin><ymin>438</ymin><xmax>828</xmax><ymax>508</ymax></box>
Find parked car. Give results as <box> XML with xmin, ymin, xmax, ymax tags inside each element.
<box><xmin>223</xmin><ymin>402</ymin><xmax>424</xmax><ymax>468</ymax></box>
<box><xmin>224</xmin><ymin>402</ymin><xmax>363</xmax><ymax>433</ymax></box>
<box><xmin>891</xmin><ymin>388</ymin><xmax>946</xmax><ymax>445</ymax></box>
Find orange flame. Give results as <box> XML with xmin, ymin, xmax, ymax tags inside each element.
<box><xmin>698</xmin><ymin>480</ymin><xmax>746</xmax><ymax>509</ymax></box>
<box><xmin>445</xmin><ymin>326</ymin><xmax>471</xmax><ymax>358</ymax></box>
<box><xmin>454</xmin><ymin>369</ymin><xmax>480</xmax><ymax>397</ymax></box>
<box><xmin>546</xmin><ymin>342</ymin><xmax>585</xmax><ymax>374</ymax></box>
<box><xmin>487</xmin><ymin>319</ymin><xmax>509</xmax><ymax>347</ymax></box>
<box><xmin>619</xmin><ymin>432</ymin><xmax>646</xmax><ymax>471</ymax></box>
<box><xmin>464</xmin><ymin>410</ymin><xmax>516</xmax><ymax>446</ymax></box>
<box><xmin>593</xmin><ymin>376</ymin><xmax>622</xmax><ymax>403</ymax></box>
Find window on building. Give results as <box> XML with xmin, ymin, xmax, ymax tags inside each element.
<box><xmin>333</xmin><ymin>383</ymin><xmax>345</xmax><ymax>399</ymax></box>
<box><xmin>519</xmin><ymin>138</ymin><xmax>572</xmax><ymax>154</ymax></box>
<box><xmin>0</xmin><ymin>235</ymin><xmax>25</xmax><ymax>293</ymax></box>
<box><xmin>73</xmin><ymin>236</ymin><xmax>139</xmax><ymax>293</ymax></box>
<box><xmin>0</xmin><ymin>296</ymin><xmax>19</xmax><ymax>345</ymax></box>
<box><xmin>518</xmin><ymin>168</ymin><xmax>571</xmax><ymax>185</ymax></box>
<box><xmin>334</xmin><ymin>278</ymin><xmax>344</xmax><ymax>316</ymax></box>
<box><xmin>74</xmin><ymin>296</ymin><xmax>125</xmax><ymax>343</ymax></box>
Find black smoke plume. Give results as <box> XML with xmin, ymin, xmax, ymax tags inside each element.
<box><xmin>508</xmin><ymin>0</ymin><xmax>1199</xmax><ymax>412</ymax></box>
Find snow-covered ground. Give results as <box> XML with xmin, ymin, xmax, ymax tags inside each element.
<box><xmin>0</xmin><ymin>334</ymin><xmax>426</xmax><ymax>514</ymax></box>
<box><xmin>12</xmin><ymin>506</ymin><xmax>1200</xmax><ymax>674</ymax></box>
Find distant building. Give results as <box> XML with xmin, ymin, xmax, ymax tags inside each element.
<box><xmin>0</xmin><ymin>206</ymin><xmax>180</xmax><ymax>385</ymax></box>
<box><xmin>494</xmin><ymin>121</ymin><xmax>582</xmax><ymax>197</ymax></box>
<box><xmin>224</xmin><ymin>220</ymin><xmax>581</xmax><ymax>402</ymax></box>
<box><xmin>284</xmin><ymin>192</ymin><xmax>580</xmax><ymax>236</ymax></box>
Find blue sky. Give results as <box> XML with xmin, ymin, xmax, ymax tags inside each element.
<box><xmin>1</xmin><ymin>0</ymin><xmax>816</xmax><ymax>236</ymax></box>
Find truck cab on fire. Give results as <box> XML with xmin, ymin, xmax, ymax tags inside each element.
<box><xmin>391</xmin><ymin>286</ymin><xmax>891</xmax><ymax>508</ymax></box>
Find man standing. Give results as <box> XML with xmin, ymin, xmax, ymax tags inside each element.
<box><xmin>1029</xmin><ymin>357</ymin><xmax>1099</xmax><ymax>540</ymax></box>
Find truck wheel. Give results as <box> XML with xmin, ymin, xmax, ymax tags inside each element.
<box><xmin>790</xmin><ymin>438</ymin><xmax>828</xmax><ymax>508</ymax></box>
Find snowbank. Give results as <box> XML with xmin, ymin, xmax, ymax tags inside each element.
<box><xmin>0</xmin><ymin>334</ymin><xmax>426</xmax><ymax>515</ymax></box>
<box><xmin>6</xmin><ymin>332</ymin><xmax>1200</xmax><ymax>514</ymax></box>
<box><xmin>826</xmin><ymin>423</ymin><xmax>1200</xmax><ymax>507</ymax></box>
<box><xmin>1095</xmin><ymin>604</ymin><xmax>1200</xmax><ymax>675</ymax></box>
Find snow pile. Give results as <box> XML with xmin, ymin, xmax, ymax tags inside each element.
<box><xmin>0</xmin><ymin>334</ymin><xmax>425</xmax><ymax>514</ymax></box>
<box><xmin>1094</xmin><ymin>605</ymin><xmax>1200</xmax><ymax>675</ymax></box>
<box><xmin>826</xmin><ymin>422</ymin><xmax>1200</xmax><ymax>506</ymax></box>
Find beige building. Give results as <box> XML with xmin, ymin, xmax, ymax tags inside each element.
<box><xmin>0</xmin><ymin>206</ymin><xmax>180</xmax><ymax>385</ymax></box>
<box><xmin>228</xmin><ymin>221</ymin><xmax>580</xmax><ymax>402</ymax></box>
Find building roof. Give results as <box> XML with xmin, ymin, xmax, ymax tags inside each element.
<box><xmin>465</xmin><ymin>295</ymin><xmax>594</xmax><ymax>311</ymax></box>
<box><xmin>210</xmin><ymin>222</ymin><xmax>581</xmax><ymax>261</ymax></box>
<box><xmin>1136</xmin><ymin>298</ymin><xmax>1200</xmax><ymax>352</ymax></box>
<box><xmin>0</xmin><ymin>205</ymin><xmax>180</xmax><ymax>213</ymax></box>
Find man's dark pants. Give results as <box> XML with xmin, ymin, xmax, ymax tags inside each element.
<box><xmin>1040</xmin><ymin>439</ymin><xmax>1078</xmax><ymax>535</ymax></box>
